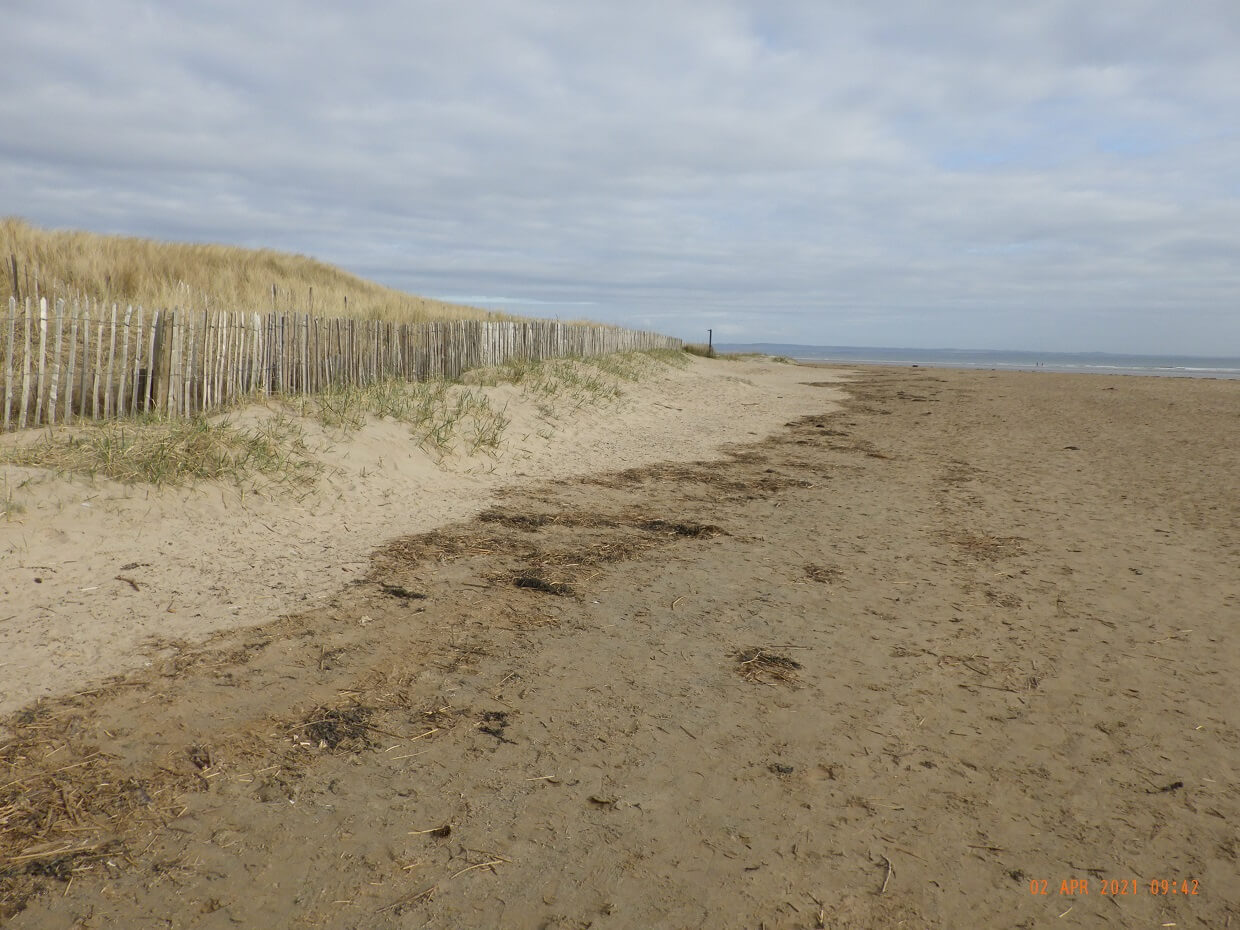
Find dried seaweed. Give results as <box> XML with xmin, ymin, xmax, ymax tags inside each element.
<box><xmin>300</xmin><ymin>705</ymin><xmax>375</xmax><ymax>752</ymax></box>
<box><xmin>733</xmin><ymin>648</ymin><xmax>803</xmax><ymax>684</ymax></box>
<box><xmin>512</xmin><ymin>576</ymin><xmax>574</xmax><ymax>596</ymax></box>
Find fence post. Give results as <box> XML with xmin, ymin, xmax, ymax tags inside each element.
<box><xmin>48</xmin><ymin>299</ymin><xmax>65</xmax><ymax>428</ymax></box>
<box><xmin>33</xmin><ymin>298</ymin><xmax>48</xmax><ymax>427</ymax></box>
<box><xmin>18</xmin><ymin>299</ymin><xmax>32</xmax><ymax>429</ymax></box>
<box><xmin>168</xmin><ymin>310</ymin><xmax>183</xmax><ymax>416</ymax></box>
<box><xmin>117</xmin><ymin>306</ymin><xmax>133</xmax><ymax>416</ymax></box>
<box><xmin>250</xmin><ymin>312</ymin><xmax>261</xmax><ymax>394</ymax></box>
<box><xmin>3</xmin><ymin>298</ymin><xmax>15</xmax><ymax>432</ymax></box>
<box><xmin>103</xmin><ymin>304</ymin><xmax>118</xmax><ymax>419</ymax></box>
<box><xmin>130</xmin><ymin>307</ymin><xmax>144</xmax><ymax>418</ymax></box>
<box><xmin>64</xmin><ymin>302</ymin><xmax>80</xmax><ymax>423</ymax></box>
<box><xmin>150</xmin><ymin>310</ymin><xmax>167</xmax><ymax>413</ymax></box>
<box><xmin>79</xmin><ymin>303</ymin><xmax>91</xmax><ymax>419</ymax></box>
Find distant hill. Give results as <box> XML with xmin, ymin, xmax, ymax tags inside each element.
<box><xmin>1</xmin><ymin>217</ymin><xmax>507</xmax><ymax>324</ymax></box>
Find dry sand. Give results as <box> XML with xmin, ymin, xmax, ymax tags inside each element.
<box><xmin>0</xmin><ymin>356</ymin><xmax>835</xmax><ymax>715</ymax></box>
<box><xmin>1</xmin><ymin>363</ymin><xmax>1237</xmax><ymax>928</ymax></box>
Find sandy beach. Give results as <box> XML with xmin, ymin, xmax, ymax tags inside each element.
<box><xmin>0</xmin><ymin>356</ymin><xmax>834</xmax><ymax>715</ymax></box>
<box><xmin>2</xmin><ymin>362</ymin><xmax>1237</xmax><ymax>928</ymax></box>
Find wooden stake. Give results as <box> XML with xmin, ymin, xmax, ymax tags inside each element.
<box><xmin>102</xmin><ymin>304</ymin><xmax>118</xmax><ymax>419</ymax></box>
<box><xmin>92</xmin><ymin>308</ymin><xmax>104</xmax><ymax>418</ymax></box>
<box><xmin>150</xmin><ymin>310</ymin><xmax>166</xmax><ymax>413</ymax></box>
<box><xmin>200</xmin><ymin>310</ymin><xmax>212</xmax><ymax>410</ymax></box>
<box><xmin>214</xmin><ymin>309</ymin><xmax>226</xmax><ymax>408</ymax></box>
<box><xmin>145</xmin><ymin>309</ymin><xmax>158</xmax><ymax>413</ymax></box>
<box><xmin>253</xmin><ymin>313</ymin><xmax>261</xmax><ymax>396</ymax></box>
<box><xmin>18</xmin><ymin>298</ymin><xmax>32</xmax><ymax>429</ymax></box>
<box><xmin>117</xmin><ymin>306</ymin><xmax>133</xmax><ymax>416</ymax></box>
<box><xmin>33</xmin><ymin>298</ymin><xmax>48</xmax><ymax>427</ymax></box>
<box><xmin>131</xmin><ymin>307</ymin><xmax>144</xmax><ymax>418</ymax></box>
<box><xmin>181</xmin><ymin>309</ymin><xmax>193</xmax><ymax>417</ymax></box>
<box><xmin>300</xmin><ymin>312</ymin><xmax>309</xmax><ymax>394</ymax></box>
<box><xmin>185</xmin><ymin>309</ymin><xmax>201</xmax><ymax>414</ymax></box>
<box><xmin>64</xmin><ymin>301</ymin><xmax>80</xmax><ymax>423</ymax></box>
<box><xmin>2</xmin><ymin>298</ymin><xmax>15</xmax><ymax>432</ymax></box>
<box><xmin>79</xmin><ymin>303</ymin><xmax>91</xmax><ymax>421</ymax></box>
<box><xmin>167</xmin><ymin>310</ymin><xmax>180</xmax><ymax>417</ymax></box>
<box><xmin>47</xmin><ymin>299</ymin><xmax>64</xmax><ymax>427</ymax></box>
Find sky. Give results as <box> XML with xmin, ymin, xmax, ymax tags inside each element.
<box><xmin>2</xmin><ymin>0</ymin><xmax>1238</xmax><ymax>354</ymax></box>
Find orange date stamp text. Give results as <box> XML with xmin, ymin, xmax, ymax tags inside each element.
<box><xmin>1029</xmin><ymin>877</ymin><xmax>1200</xmax><ymax>897</ymax></box>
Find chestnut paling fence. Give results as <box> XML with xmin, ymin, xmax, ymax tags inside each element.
<box><xmin>1</xmin><ymin>297</ymin><xmax>682</xmax><ymax>432</ymax></box>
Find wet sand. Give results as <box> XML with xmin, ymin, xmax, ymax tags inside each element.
<box><xmin>2</xmin><ymin>365</ymin><xmax>1237</xmax><ymax>928</ymax></box>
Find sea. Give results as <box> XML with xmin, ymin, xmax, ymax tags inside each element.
<box><xmin>714</xmin><ymin>344</ymin><xmax>1240</xmax><ymax>380</ymax></box>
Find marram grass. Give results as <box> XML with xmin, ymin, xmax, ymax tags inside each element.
<box><xmin>0</xmin><ymin>414</ymin><xmax>321</xmax><ymax>488</ymax></box>
<box><xmin>1</xmin><ymin>217</ymin><xmax>508</xmax><ymax>324</ymax></box>
<box><xmin>0</xmin><ymin>349</ymin><xmax>689</xmax><ymax>488</ymax></box>
<box><xmin>297</xmin><ymin>378</ymin><xmax>510</xmax><ymax>457</ymax></box>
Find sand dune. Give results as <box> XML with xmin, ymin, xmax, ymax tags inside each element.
<box><xmin>0</xmin><ymin>356</ymin><xmax>841</xmax><ymax>714</ymax></box>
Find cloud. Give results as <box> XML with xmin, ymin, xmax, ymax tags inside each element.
<box><xmin>1</xmin><ymin>0</ymin><xmax>1238</xmax><ymax>353</ymax></box>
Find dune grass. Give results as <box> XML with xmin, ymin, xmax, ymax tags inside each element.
<box><xmin>1</xmin><ymin>473</ymin><xmax>25</xmax><ymax>520</ymax></box>
<box><xmin>467</xmin><ymin>349</ymin><xmax>688</xmax><ymax>421</ymax></box>
<box><xmin>682</xmin><ymin>345</ymin><xmax>786</xmax><ymax>362</ymax></box>
<box><xmin>295</xmin><ymin>378</ymin><xmax>510</xmax><ymax>457</ymax></box>
<box><xmin>0</xmin><ymin>381</ymin><xmax>510</xmax><ymax>488</ymax></box>
<box><xmin>682</xmin><ymin>343</ymin><xmax>716</xmax><ymax>358</ymax></box>
<box><xmin>594</xmin><ymin>346</ymin><xmax>688</xmax><ymax>376</ymax></box>
<box><xmin>0</xmin><ymin>340</ymin><xmax>689</xmax><ymax>490</ymax></box>
<box><xmin>1</xmin><ymin>217</ymin><xmax>506</xmax><ymax>324</ymax></box>
<box><xmin>0</xmin><ymin>414</ymin><xmax>321</xmax><ymax>489</ymax></box>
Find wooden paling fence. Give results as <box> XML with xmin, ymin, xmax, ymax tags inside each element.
<box><xmin>1</xmin><ymin>297</ymin><xmax>681</xmax><ymax>432</ymax></box>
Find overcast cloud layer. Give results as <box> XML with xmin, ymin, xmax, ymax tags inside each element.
<box><xmin>3</xmin><ymin>0</ymin><xmax>1238</xmax><ymax>353</ymax></box>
